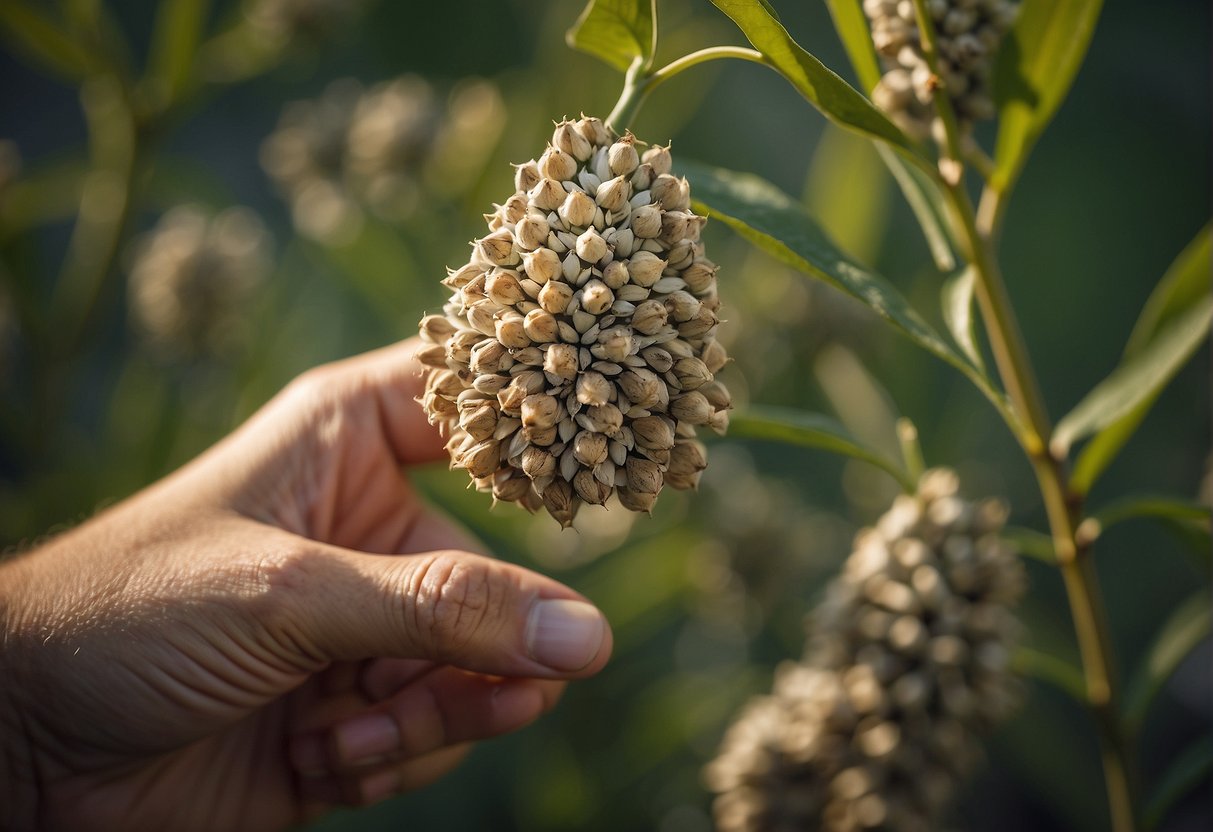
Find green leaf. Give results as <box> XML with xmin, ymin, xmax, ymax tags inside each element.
<box><xmin>0</xmin><ymin>2</ymin><xmax>92</xmax><ymax>81</ymax></box>
<box><xmin>1071</xmin><ymin>227</ymin><xmax>1212</xmax><ymax>493</ymax></box>
<box><xmin>679</xmin><ymin>160</ymin><xmax>1009</xmax><ymax>421</ymax></box>
<box><xmin>877</xmin><ymin>144</ymin><xmax>956</xmax><ymax>271</ymax></box>
<box><xmin>823</xmin><ymin>0</ymin><xmax>881</xmax><ymax>93</ymax></box>
<box><xmin>1125</xmin><ymin>593</ymin><xmax>1211</xmax><ymax>729</ymax></box>
<box><xmin>1002</xmin><ymin>525</ymin><xmax>1055</xmax><ymax>564</ymax></box>
<box><xmin>941</xmin><ymin>266</ymin><xmax>987</xmax><ymax>373</ymax></box>
<box><xmin>992</xmin><ymin>0</ymin><xmax>1104</xmax><ymax>193</ymax></box>
<box><xmin>708</xmin><ymin>0</ymin><xmax>923</xmax><ymax>163</ymax></box>
<box><xmin>821</xmin><ymin>0</ymin><xmax>955</xmax><ymax>270</ymax></box>
<box><xmin>566</xmin><ymin>0</ymin><xmax>656</xmax><ymax>74</ymax></box>
<box><xmin>1144</xmin><ymin>738</ymin><xmax>1213</xmax><ymax>831</ymax></box>
<box><xmin>147</xmin><ymin>0</ymin><xmax>211</xmax><ymax>105</ymax></box>
<box><xmin>730</xmin><ymin>405</ymin><xmax>914</xmax><ymax>492</ymax></box>
<box><xmin>1053</xmin><ymin>294</ymin><xmax>1212</xmax><ymax>460</ymax></box>
<box><xmin>1092</xmin><ymin>495</ymin><xmax>1212</xmax><ymax>533</ymax></box>
<box><xmin>1012</xmin><ymin>646</ymin><xmax>1086</xmax><ymax>704</ymax></box>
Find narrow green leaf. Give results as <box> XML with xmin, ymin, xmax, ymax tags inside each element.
<box><xmin>823</xmin><ymin>0</ymin><xmax>881</xmax><ymax>93</ymax></box>
<box><xmin>679</xmin><ymin>160</ymin><xmax>1008</xmax><ymax>420</ymax></box>
<box><xmin>1125</xmin><ymin>593</ymin><xmax>1211</xmax><ymax>729</ymax></box>
<box><xmin>1002</xmin><ymin>525</ymin><xmax>1055</xmax><ymax>564</ymax></box>
<box><xmin>1144</xmin><ymin>738</ymin><xmax>1213</xmax><ymax>831</ymax></box>
<box><xmin>1093</xmin><ymin>495</ymin><xmax>1212</xmax><ymax>533</ymax></box>
<box><xmin>148</xmin><ymin>0</ymin><xmax>211</xmax><ymax>104</ymax></box>
<box><xmin>1054</xmin><ymin>295</ymin><xmax>1212</xmax><ymax>459</ymax></box>
<box><xmin>992</xmin><ymin>0</ymin><xmax>1104</xmax><ymax>192</ymax></box>
<box><xmin>877</xmin><ymin>144</ymin><xmax>956</xmax><ymax>271</ymax></box>
<box><xmin>821</xmin><ymin>0</ymin><xmax>955</xmax><ymax>270</ymax></box>
<box><xmin>708</xmin><ymin>0</ymin><xmax>923</xmax><ymax>163</ymax></box>
<box><xmin>1012</xmin><ymin>646</ymin><xmax>1086</xmax><ymax>704</ymax></box>
<box><xmin>1071</xmin><ymin>227</ymin><xmax>1212</xmax><ymax>492</ymax></box>
<box><xmin>0</xmin><ymin>2</ymin><xmax>92</xmax><ymax>81</ymax></box>
<box><xmin>566</xmin><ymin>0</ymin><xmax>656</xmax><ymax>74</ymax></box>
<box><xmin>1125</xmin><ymin>226</ymin><xmax>1212</xmax><ymax>359</ymax></box>
<box><xmin>941</xmin><ymin>266</ymin><xmax>987</xmax><ymax>373</ymax></box>
<box><xmin>730</xmin><ymin>405</ymin><xmax>913</xmax><ymax>491</ymax></box>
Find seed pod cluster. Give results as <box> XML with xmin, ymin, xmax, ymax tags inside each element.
<box><xmin>262</xmin><ymin>76</ymin><xmax>503</xmax><ymax>242</ymax></box>
<box><xmin>127</xmin><ymin>205</ymin><xmax>271</xmax><ymax>359</ymax></box>
<box><xmin>417</xmin><ymin>116</ymin><xmax>729</xmax><ymax>527</ymax></box>
<box><xmin>863</xmin><ymin>0</ymin><xmax>1019</xmax><ymax>138</ymax></box>
<box><xmin>706</xmin><ymin>469</ymin><xmax>1024</xmax><ymax>832</ymax></box>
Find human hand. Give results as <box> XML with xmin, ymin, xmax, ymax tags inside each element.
<box><xmin>0</xmin><ymin>338</ymin><xmax>612</xmax><ymax>831</ymax></box>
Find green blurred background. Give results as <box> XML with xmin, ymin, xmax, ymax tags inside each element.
<box><xmin>0</xmin><ymin>1</ymin><xmax>1208</xmax><ymax>829</ymax></box>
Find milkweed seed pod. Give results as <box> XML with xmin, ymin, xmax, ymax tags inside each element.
<box><xmin>706</xmin><ymin>468</ymin><xmax>1024</xmax><ymax>832</ymax></box>
<box><xmin>417</xmin><ymin>116</ymin><xmax>730</xmax><ymax>527</ymax></box>
<box><xmin>128</xmin><ymin>205</ymin><xmax>271</xmax><ymax>360</ymax></box>
<box><xmin>863</xmin><ymin>0</ymin><xmax>1019</xmax><ymax>139</ymax></box>
<box><xmin>262</xmin><ymin>76</ymin><xmax>502</xmax><ymax>242</ymax></box>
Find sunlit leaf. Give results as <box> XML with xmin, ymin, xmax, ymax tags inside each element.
<box><xmin>708</xmin><ymin>0</ymin><xmax>923</xmax><ymax>164</ymax></box>
<box><xmin>0</xmin><ymin>2</ymin><xmax>92</xmax><ymax>81</ymax></box>
<box><xmin>1125</xmin><ymin>593</ymin><xmax>1211</xmax><ymax>730</ymax></box>
<box><xmin>148</xmin><ymin>0</ymin><xmax>211</xmax><ymax>105</ymax></box>
<box><xmin>730</xmin><ymin>406</ymin><xmax>913</xmax><ymax>492</ymax></box>
<box><xmin>566</xmin><ymin>0</ymin><xmax>656</xmax><ymax>74</ymax></box>
<box><xmin>1071</xmin><ymin>227</ymin><xmax>1212</xmax><ymax>492</ymax></box>
<box><xmin>1012</xmin><ymin>646</ymin><xmax>1086</xmax><ymax>703</ymax></box>
<box><xmin>1053</xmin><ymin>294</ymin><xmax>1212</xmax><ymax>460</ymax></box>
<box><xmin>679</xmin><ymin>160</ymin><xmax>1009</xmax><ymax>421</ymax></box>
<box><xmin>941</xmin><ymin>266</ymin><xmax>987</xmax><ymax>373</ymax></box>
<box><xmin>1144</xmin><ymin>738</ymin><xmax>1212</xmax><ymax>831</ymax></box>
<box><xmin>992</xmin><ymin>0</ymin><xmax>1104</xmax><ymax>192</ymax></box>
<box><xmin>822</xmin><ymin>0</ymin><xmax>881</xmax><ymax>93</ymax></box>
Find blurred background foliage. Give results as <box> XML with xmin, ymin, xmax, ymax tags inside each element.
<box><xmin>0</xmin><ymin>0</ymin><xmax>1208</xmax><ymax>830</ymax></box>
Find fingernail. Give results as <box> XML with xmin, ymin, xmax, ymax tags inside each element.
<box><xmin>525</xmin><ymin>599</ymin><xmax>605</xmax><ymax>671</ymax></box>
<box><xmin>333</xmin><ymin>713</ymin><xmax>398</xmax><ymax>764</ymax></box>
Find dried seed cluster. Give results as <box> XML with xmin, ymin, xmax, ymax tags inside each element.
<box><xmin>864</xmin><ymin>0</ymin><xmax>1019</xmax><ymax>138</ymax></box>
<box><xmin>706</xmin><ymin>469</ymin><xmax>1024</xmax><ymax>832</ymax></box>
<box><xmin>262</xmin><ymin>76</ymin><xmax>503</xmax><ymax>242</ymax></box>
<box><xmin>128</xmin><ymin>205</ymin><xmax>271</xmax><ymax>359</ymax></box>
<box><xmin>417</xmin><ymin>116</ymin><xmax>730</xmax><ymax>527</ymax></box>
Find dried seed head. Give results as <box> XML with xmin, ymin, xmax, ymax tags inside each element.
<box><xmin>864</xmin><ymin>0</ymin><xmax>1019</xmax><ymax>139</ymax></box>
<box><xmin>417</xmin><ymin>116</ymin><xmax>729</xmax><ymax>523</ymax></box>
<box><xmin>707</xmin><ymin>468</ymin><xmax>1025</xmax><ymax>831</ymax></box>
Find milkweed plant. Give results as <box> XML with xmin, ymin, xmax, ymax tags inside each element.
<box><xmin>0</xmin><ymin>0</ymin><xmax>1208</xmax><ymax>830</ymax></box>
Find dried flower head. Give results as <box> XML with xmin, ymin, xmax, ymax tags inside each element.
<box><xmin>262</xmin><ymin>76</ymin><xmax>503</xmax><ymax>243</ymax></box>
<box><xmin>127</xmin><ymin>205</ymin><xmax>271</xmax><ymax>359</ymax></box>
<box><xmin>706</xmin><ymin>468</ymin><xmax>1024</xmax><ymax>832</ymax></box>
<box><xmin>417</xmin><ymin>116</ymin><xmax>730</xmax><ymax>527</ymax></box>
<box><xmin>864</xmin><ymin>0</ymin><xmax>1019</xmax><ymax>139</ymax></box>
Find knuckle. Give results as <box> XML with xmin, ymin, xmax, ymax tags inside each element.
<box><xmin>403</xmin><ymin>552</ymin><xmax>496</xmax><ymax>658</ymax></box>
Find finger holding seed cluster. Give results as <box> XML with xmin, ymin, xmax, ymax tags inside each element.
<box><xmin>864</xmin><ymin>0</ymin><xmax>1019</xmax><ymax>139</ymax></box>
<box><xmin>417</xmin><ymin>116</ymin><xmax>730</xmax><ymax>527</ymax></box>
<box><xmin>706</xmin><ymin>469</ymin><xmax>1024</xmax><ymax>832</ymax></box>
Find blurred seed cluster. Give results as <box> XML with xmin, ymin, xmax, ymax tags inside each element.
<box><xmin>127</xmin><ymin>205</ymin><xmax>272</xmax><ymax>361</ymax></box>
<box><xmin>261</xmin><ymin>75</ymin><xmax>505</xmax><ymax>244</ymax></box>
<box><xmin>707</xmin><ymin>469</ymin><xmax>1024</xmax><ymax>832</ymax></box>
<box><xmin>865</xmin><ymin>0</ymin><xmax>1019</xmax><ymax>140</ymax></box>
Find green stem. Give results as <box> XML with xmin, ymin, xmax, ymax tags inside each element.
<box><xmin>606</xmin><ymin>46</ymin><xmax>766</xmax><ymax>132</ymax></box>
<box><xmin>942</xmin><ymin>147</ymin><xmax>1142</xmax><ymax>832</ymax></box>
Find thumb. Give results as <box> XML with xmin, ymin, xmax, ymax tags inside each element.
<box><xmin>258</xmin><ymin>537</ymin><xmax>613</xmax><ymax>679</ymax></box>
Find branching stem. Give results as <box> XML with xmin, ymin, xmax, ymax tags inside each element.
<box><xmin>607</xmin><ymin>47</ymin><xmax>765</xmax><ymax>132</ymax></box>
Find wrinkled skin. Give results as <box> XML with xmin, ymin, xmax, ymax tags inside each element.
<box><xmin>0</xmin><ymin>339</ymin><xmax>612</xmax><ymax>831</ymax></box>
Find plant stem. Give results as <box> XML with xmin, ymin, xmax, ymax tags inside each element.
<box><xmin>906</xmin><ymin>5</ymin><xmax>1138</xmax><ymax>823</ymax></box>
<box><xmin>606</xmin><ymin>47</ymin><xmax>766</xmax><ymax>132</ymax></box>
<box><xmin>940</xmin><ymin>126</ymin><xmax>1142</xmax><ymax>832</ymax></box>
